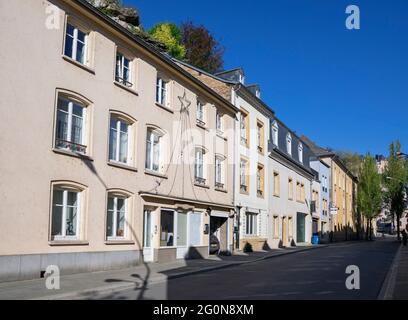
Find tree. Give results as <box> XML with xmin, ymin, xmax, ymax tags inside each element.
<box><xmin>357</xmin><ymin>155</ymin><xmax>383</xmax><ymax>240</ymax></box>
<box><xmin>149</xmin><ymin>23</ymin><xmax>186</xmax><ymax>60</ymax></box>
<box><xmin>180</xmin><ymin>21</ymin><xmax>224</xmax><ymax>73</ymax></box>
<box><xmin>383</xmin><ymin>141</ymin><xmax>408</xmax><ymax>241</ymax></box>
<box><xmin>336</xmin><ymin>151</ymin><xmax>363</xmax><ymax>178</ymax></box>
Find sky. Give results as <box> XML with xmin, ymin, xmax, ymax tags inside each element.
<box><xmin>125</xmin><ymin>0</ymin><xmax>408</xmax><ymax>156</ymax></box>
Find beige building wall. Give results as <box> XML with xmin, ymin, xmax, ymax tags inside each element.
<box><xmin>0</xmin><ymin>0</ymin><xmax>237</xmax><ymax>281</ymax></box>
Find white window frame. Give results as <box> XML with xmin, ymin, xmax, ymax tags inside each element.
<box><xmin>298</xmin><ymin>143</ymin><xmax>303</xmax><ymax>163</ymax></box>
<box><xmin>195</xmin><ymin>147</ymin><xmax>207</xmax><ymax>184</ymax></box>
<box><xmin>55</xmin><ymin>96</ymin><xmax>87</xmax><ymax>154</ymax></box>
<box><xmin>109</xmin><ymin>116</ymin><xmax>131</xmax><ymax>165</ymax></box>
<box><xmin>64</xmin><ymin>23</ymin><xmax>88</xmax><ymax>65</ymax></box>
<box><xmin>106</xmin><ymin>195</ymin><xmax>128</xmax><ymax>241</ymax></box>
<box><xmin>272</xmin><ymin>121</ymin><xmax>279</xmax><ymax>146</ymax></box>
<box><xmin>245</xmin><ymin>212</ymin><xmax>258</xmax><ymax>236</ymax></box>
<box><xmin>115</xmin><ymin>52</ymin><xmax>132</xmax><ymax>87</ymax></box>
<box><xmin>52</xmin><ymin>188</ymin><xmax>81</xmax><ymax>241</ymax></box>
<box><xmin>216</xmin><ymin>112</ymin><xmax>223</xmax><ymax>133</ymax></box>
<box><xmin>286</xmin><ymin>133</ymin><xmax>292</xmax><ymax>155</ymax></box>
<box><xmin>146</xmin><ymin>129</ymin><xmax>163</xmax><ymax>173</ymax></box>
<box><xmin>215</xmin><ymin>155</ymin><xmax>225</xmax><ymax>188</ymax></box>
<box><xmin>240</xmin><ymin>113</ymin><xmax>247</xmax><ymax>143</ymax></box>
<box><xmin>240</xmin><ymin>159</ymin><xmax>248</xmax><ymax>192</ymax></box>
<box><xmin>156</xmin><ymin>77</ymin><xmax>168</xmax><ymax>106</ymax></box>
<box><xmin>196</xmin><ymin>101</ymin><xmax>205</xmax><ymax>125</ymax></box>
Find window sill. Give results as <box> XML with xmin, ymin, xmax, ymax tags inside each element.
<box><xmin>273</xmin><ymin>194</ymin><xmax>280</xmax><ymax>198</ymax></box>
<box><xmin>240</xmin><ymin>191</ymin><xmax>249</xmax><ymax>196</ymax></box>
<box><xmin>108</xmin><ymin>161</ymin><xmax>137</xmax><ymax>172</ymax></box>
<box><xmin>62</xmin><ymin>55</ymin><xmax>95</xmax><ymax>74</ymax></box>
<box><xmin>52</xmin><ymin>148</ymin><xmax>94</xmax><ymax>161</ymax></box>
<box><xmin>155</xmin><ymin>102</ymin><xmax>174</xmax><ymax>113</ymax></box>
<box><xmin>216</xmin><ymin>133</ymin><xmax>227</xmax><ymax>141</ymax></box>
<box><xmin>105</xmin><ymin>240</ymin><xmax>135</xmax><ymax>245</ymax></box>
<box><xmin>49</xmin><ymin>240</ymin><xmax>89</xmax><ymax>246</ymax></box>
<box><xmin>215</xmin><ymin>187</ymin><xmax>228</xmax><ymax>193</ymax></box>
<box><xmin>194</xmin><ymin>183</ymin><xmax>210</xmax><ymax>189</ymax></box>
<box><xmin>144</xmin><ymin>169</ymin><xmax>168</xmax><ymax>179</ymax></box>
<box><xmin>114</xmin><ymin>81</ymin><xmax>139</xmax><ymax>96</ymax></box>
<box><xmin>196</xmin><ymin>122</ymin><xmax>208</xmax><ymax>131</ymax></box>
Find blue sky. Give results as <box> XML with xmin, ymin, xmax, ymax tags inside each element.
<box><xmin>125</xmin><ymin>0</ymin><xmax>408</xmax><ymax>156</ymax></box>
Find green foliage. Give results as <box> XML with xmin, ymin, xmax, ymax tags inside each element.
<box><xmin>243</xmin><ymin>242</ymin><xmax>253</xmax><ymax>253</ymax></box>
<box><xmin>180</xmin><ymin>21</ymin><xmax>224</xmax><ymax>73</ymax></box>
<box><xmin>383</xmin><ymin>141</ymin><xmax>408</xmax><ymax>239</ymax></box>
<box><xmin>149</xmin><ymin>23</ymin><xmax>186</xmax><ymax>60</ymax></box>
<box><xmin>336</xmin><ymin>151</ymin><xmax>363</xmax><ymax>178</ymax></box>
<box><xmin>357</xmin><ymin>155</ymin><xmax>383</xmax><ymax>240</ymax></box>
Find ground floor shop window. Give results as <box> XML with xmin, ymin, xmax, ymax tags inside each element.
<box><xmin>245</xmin><ymin>212</ymin><xmax>258</xmax><ymax>236</ymax></box>
<box><xmin>160</xmin><ymin>210</ymin><xmax>174</xmax><ymax>247</ymax></box>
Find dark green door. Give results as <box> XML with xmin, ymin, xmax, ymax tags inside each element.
<box><xmin>297</xmin><ymin>213</ymin><xmax>305</xmax><ymax>243</ymax></box>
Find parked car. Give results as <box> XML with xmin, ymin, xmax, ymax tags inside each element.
<box><xmin>209</xmin><ymin>235</ymin><xmax>220</xmax><ymax>254</ymax></box>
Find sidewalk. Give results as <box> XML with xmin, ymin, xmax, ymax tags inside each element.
<box><xmin>0</xmin><ymin>245</ymin><xmax>326</xmax><ymax>300</ymax></box>
<box><xmin>392</xmin><ymin>245</ymin><xmax>408</xmax><ymax>300</ymax></box>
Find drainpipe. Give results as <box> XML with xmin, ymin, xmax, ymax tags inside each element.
<box><xmin>231</xmin><ymin>87</ymin><xmax>240</xmax><ymax>251</ymax></box>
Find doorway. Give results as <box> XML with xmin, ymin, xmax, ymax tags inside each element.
<box><xmin>143</xmin><ymin>209</ymin><xmax>154</xmax><ymax>262</ymax></box>
<box><xmin>297</xmin><ymin>212</ymin><xmax>306</xmax><ymax>243</ymax></box>
<box><xmin>210</xmin><ymin>216</ymin><xmax>228</xmax><ymax>254</ymax></box>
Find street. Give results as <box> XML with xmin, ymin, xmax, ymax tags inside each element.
<box><xmin>92</xmin><ymin>239</ymin><xmax>399</xmax><ymax>300</ymax></box>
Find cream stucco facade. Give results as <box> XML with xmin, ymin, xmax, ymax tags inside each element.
<box><xmin>0</xmin><ymin>0</ymin><xmax>237</xmax><ymax>281</ymax></box>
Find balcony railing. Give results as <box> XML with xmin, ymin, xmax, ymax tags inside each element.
<box><xmin>56</xmin><ymin>139</ymin><xmax>87</xmax><ymax>154</ymax></box>
<box><xmin>196</xmin><ymin>119</ymin><xmax>206</xmax><ymax>127</ymax></box>
<box><xmin>215</xmin><ymin>182</ymin><xmax>224</xmax><ymax>190</ymax></box>
<box><xmin>115</xmin><ymin>76</ymin><xmax>133</xmax><ymax>88</ymax></box>
<box><xmin>195</xmin><ymin>176</ymin><xmax>207</xmax><ymax>186</ymax></box>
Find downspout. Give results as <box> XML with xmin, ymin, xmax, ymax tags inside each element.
<box><xmin>231</xmin><ymin>87</ymin><xmax>240</xmax><ymax>251</ymax></box>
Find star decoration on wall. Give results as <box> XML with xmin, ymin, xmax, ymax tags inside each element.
<box><xmin>178</xmin><ymin>91</ymin><xmax>191</xmax><ymax>115</ymax></box>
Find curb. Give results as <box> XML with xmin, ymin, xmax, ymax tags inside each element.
<box><xmin>34</xmin><ymin>245</ymin><xmax>328</xmax><ymax>300</ymax></box>
<box><xmin>377</xmin><ymin>243</ymin><xmax>402</xmax><ymax>300</ymax></box>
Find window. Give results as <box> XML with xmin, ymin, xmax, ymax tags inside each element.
<box><xmin>215</xmin><ymin>156</ymin><xmax>225</xmax><ymax>189</ymax></box>
<box><xmin>106</xmin><ymin>194</ymin><xmax>128</xmax><ymax>240</ymax></box>
<box><xmin>245</xmin><ymin>212</ymin><xmax>258</xmax><ymax>236</ymax></box>
<box><xmin>64</xmin><ymin>23</ymin><xmax>88</xmax><ymax>65</ymax></box>
<box><xmin>273</xmin><ymin>172</ymin><xmax>280</xmax><ymax>197</ymax></box>
<box><xmin>298</xmin><ymin>143</ymin><xmax>303</xmax><ymax>163</ymax></box>
<box><xmin>240</xmin><ymin>110</ymin><xmax>249</xmax><ymax>146</ymax></box>
<box><xmin>51</xmin><ymin>186</ymin><xmax>82</xmax><ymax>240</ymax></box>
<box><xmin>257</xmin><ymin>164</ymin><xmax>264</xmax><ymax>198</ymax></box>
<box><xmin>196</xmin><ymin>101</ymin><xmax>205</xmax><ymax>126</ymax></box>
<box><xmin>160</xmin><ymin>210</ymin><xmax>174</xmax><ymax>247</ymax></box>
<box><xmin>296</xmin><ymin>182</ymin><xmax>301</xmax><ymax>202</ymax></box>
<box><xmin>286</xmin><ymin>133</ymin><xmax>292</xmax><ymax>155</ymax></box>
<box><xmin>177</xmin><ymin>212</ymin><xmax>187</xmax><ymax>246</ymax></box>
<box><xmin>216</xmin><ymin>112</ymin><xmax>223</xmax><ymax>133</ymax></box>
<box><xmin>272</xmin><ymin>121</ymin><xmax>279</xmax><ymax>146</ymax></box>
<box><xmin>146</xmin><ymin>128</ymin><xmax>163</xmax><ymax>173</ymax></box>
<box><xmin>240</xmin><ymin>158</ymin><xmax>249</xmax><ymax>193</ymax></box>
<box><xmin>288</xmin><ymin>217</ymin><xmax>293</xmax><ymax>238</ymax></box>
<box><xmin>109</xmin><ymin>116</ymin><xmax>130</xmax><ymax>164</ymax></box>
<box><xmin>195</xmin><ymin>148</ymin><xmax>206</xmax><ymax>185</ymax></box>
<box><xmin>55</xmin><ymin>95</ymin><xmax>87</xmax><ymax>154</ymax></box>
<box><xmin>273</xmin><ymin>216</ymin><xmax>279</xmax><ymax>238</ymax></box>
<box><xmin>115</xmin><ymin>52</ymin><xmax>132</xmax><ymax>87</ymax></box>
<box><xmin>257</xmin><ymin>121</ymin><xmax>264</xmax><ymax>153</ymax></box>
<box><xmin>301</xmin><ymin>183</ymin><xmax>305</xmax><ymax>203</ymax></box>
<box><xmin>156</xmin><ymin>77</ymin><xmax>168</xmax><ymax>106</ymax></box>
<box><xmin>288</xmin><ymin>178</ymin><xmax>294</xmax><ymax>200</ymax></box>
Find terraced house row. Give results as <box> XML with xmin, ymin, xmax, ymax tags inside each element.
<box><xmin>0</xmin><ymin>0</ymin><xmax>359</xmax><ymax>282</ymax></box>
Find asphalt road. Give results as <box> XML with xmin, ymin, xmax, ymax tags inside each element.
<box><xmin>94</xmin><ymin>239</ymin><xmax>399</xmax><ymax>300</ymax></box>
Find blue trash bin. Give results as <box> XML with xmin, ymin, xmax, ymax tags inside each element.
<box><xmin>312</xmin><ymin>234</ymin><xmax>319</xmax><ymax>246</ymax></box>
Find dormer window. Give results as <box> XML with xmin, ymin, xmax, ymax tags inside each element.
<box><xmin>298</xmin><ymin>143</ymin><xmax>303</xmax><ymax>163</ymax></box>
<box><xmin>286</xmin><ymin>133</ymin><xmax>292</xmax><ymax>156</ymax></box>
<box><xmin>272</xmin><ymin>121</ymin><xmax>278</xmax><ymax>147</ymax></box>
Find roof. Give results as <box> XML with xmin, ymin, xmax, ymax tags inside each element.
<box><xmin>301</xmin><ymin>135</ymin><xmax>335</xmax><ymax>157</ymax></box>
<box><xmin>174</xmin><ymin>59</ymin><xmax>274</xmax><ymax>116</ymax></box>
<box><xmin>73</xmin><ymin>0</ymin><xmax>239</xmax><ymax>114</ymax></box>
